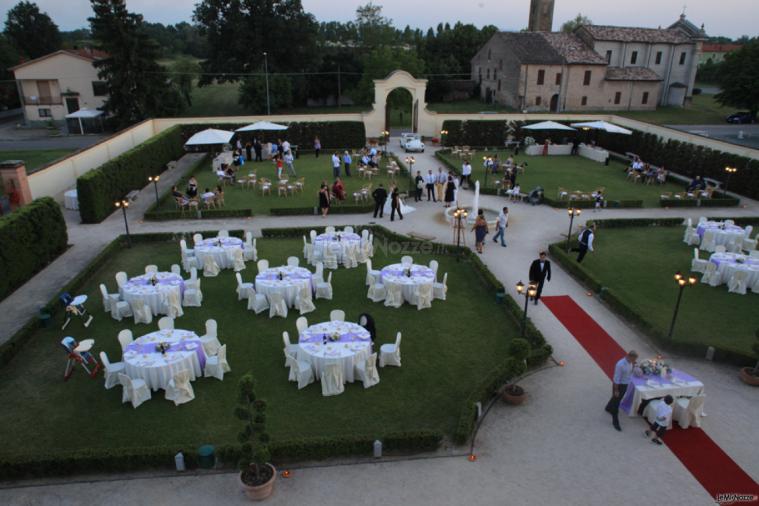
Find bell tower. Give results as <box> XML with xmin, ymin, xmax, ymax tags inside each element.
<box><xmin>528</xmin><ymin>0</ymin><xmax>555</xmax><ymax>32</ymax></box>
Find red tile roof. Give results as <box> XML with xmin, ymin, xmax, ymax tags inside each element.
<box><xmin>701</xmin><ymin>44</ymin><xmax>742</xmax><ymax>53</ymax></box>
<box><xmin>605</xmin><ymin>67</ymin><xmax>662</xmax><ymax>81</ymax></box>
<box><xmin>581</xmin><ymin>25</ymin><xmax>693</xmax><ymax>44</ymax></box>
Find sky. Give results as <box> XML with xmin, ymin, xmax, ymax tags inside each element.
<box><xmin>0</xmin><ymin>0</ymin><xmax>756</xmax><ymax>39</ymax></box>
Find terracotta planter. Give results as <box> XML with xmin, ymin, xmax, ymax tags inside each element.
<box><xmin>501</xmin><ymin>384</ymin><xmax>527</xmax><ymax>405</ymax></box>
<box><xmin>240</xmin><ymin>464</ymin><xmax>276</xmax><ymax>501</ymax></box>
<box><xmin>739</xmin><ymin>368</ymin><xmax>759</xmax><ymax>386</ymax></box>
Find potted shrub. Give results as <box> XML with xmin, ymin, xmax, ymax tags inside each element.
<box><xmin>738</xmin><ymin>330</ymin><xmax>759</xmax><ymax>386</ymax></box>
<box><xmin>235</xmin><ymin>373</ymin><xmax>276</xmax><ymax>500</ymax></box>
<box><xmin>501</xmin><ymin>338</ymin><xmax>530</xmax><ymax>404</ymax></box>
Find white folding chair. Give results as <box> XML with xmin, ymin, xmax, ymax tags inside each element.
<box><xmin>296</xmin><ymin>316</ymin><xmax>309</xmax><ymax>335</ymax></box>
<box><xmin>99</xmin><ymin>351</ymin><xmax>125</xmax><ymax>390</ymax></box>
<box><xmin>268</xmin><ymin>292</ymin><xmax>288</xmax><ymax>319</ymax></box>
<box><xmin>145</xmin><ymin>265</ymin><xmax>158</xmax><ymax>274</ymax></box>
<box><xmin>727</xmin><ymin>270</ymin><xmax>749</xmax><ymax>294</ymax></box>
<box><xmin>193</xmin><ymin>233</ymin><xmax>203</xmax><ymax>245</ymax></box>
<box><xmin>200</xmin><ymin>319</ymin><xmax>222</xmax><ymax>356</ymax></box>
<box><xmin>433</xmin><ymin>272</ymin><xmax>448</xmax><ymax>300</ymax></box>
<box><xmin>367</xmin><ymin>280</ymin><xmax>386</xmax><ymax>302</ymax></box>
<box><xmin>321</xmin><ymin>361</ymin><xmax>345</xmax><ymax>397</ymax></box>
<box><xmin>247</xmin><ymin>286</ymin><xmax>270</xmax><ymax>314</ymax></box>
<box><xmin>673</xmin><ymin>395</ymin><xmax>705</xmax><ymax>429</ymax></box>
<box><xmin>428</xmin><ymin>260</ymin><xmax>439</xmax><ymax>282</ymax></box>
<box><xmin>235</xmin><ymin>272</ymin><xmax>253</xmax><ymax>301</ymax></box>
<box><xmin>257</xmin><ymin>259</ymin><xmax>270</xmax><ymax>273</ymax></box>
<box><xmin>303</xmin><ymin>235</ymin><xmax>313</xmax><ymax>263</ymax></box>
<box><xmin>243</xmin><ymin>232</ymin><xmax>257</xmax><ymax>261</ymax></box>
<box><xmin>313</xmin><ymin>262</ymin><xmax>325</xmax><ymax>283</ymax></box>
<box><xmin>170</xmin><ymin>264</ymin><xmax>181</xmax><ymax>275</ymax></box>
<box><xmin>330</xmin><ymin>309</ymin><xmax>345</xmax><ymax>322</ymax></box>
<box><xmin>355</xmin><ymin>352</ymin><xmax>380</xmax><ymax>389</ymax></box>
<box><xmin>416</xmin><ymin>283</ymin><xmax>433</xmax><ymax>310</ymax></box>
<box><xmin>315</xmin><ymin>272</ymin><xmax>333</xmax><ymax>300</ymax></box>
<box><xmin>285</xmin><ymin>351</ymin><xmax>315</xmax><ymax>389</ymax></box>
<box><xmin>296</xmin><ymin>284</ymin><xmax>316</xmax><ymax>315</ymax></box>
<box><xmin>204</xmin><ymin>344</ymin><xmax>230</xmax><ymax>381</ymax></box>
<box><xmin>99</xmin><ymin>283</ymin><xmax>120</xmax><ymax>313</ymax></box>
<box><xmin>158</xmin><ymin>316</ymin><xmax>174</xmax><ymax>330</ymax></box>
<box><xmin>119</xmin><ymin>373</ymin><xmax>151</xmax><ymax>409</ymax></box>
<box><xmin>186</xmin><ymin>267</ymin><xmax>200</xmax><ymax>291</ymax></box>
<box><xmin>203</xmin><ymin>256</ymin><xmax>220</xmax><ymax>277</ymax></box>
<box><xmin>287</xmin><ymin>256</ymin><xmax>300</xmax><ymax>267</ymax></box>
<box><xmin>282</xmin><ymin>331</ymin><xmax>299</xmax><ymax>357</ymax></box>
<box><xmin>115</xmin><ymin>271</ymin><xmax>128</xmax><ymax>290</ymax></box>
<box><xmin>690</xmin><ymin>249</ymin><xmax>708</xmax><ymax>274</ymax></box>
<box><xmin>384</xmin><ymin>282</ymin><xmax>403</xmax><ymax>308</ymax></box>
<box><xmin>165</xmin><ymin>369</ymin><xmax>195</xmax><ymax>406</ymax></box>
<box><xmin>380</xmin><ymin>332</ymin><xmax>402</xmax><ymax>367</ymax></box>
<box><xmin>180</xmin><ymin>238</ymin><xmax>194</xmax><ymax>256</ymax></box>
<box><xmin>344</xmin><ymin>226</ymin><xmax>354</xmax><ymax>234</ymax></box>
<box><xmin>117</xmin><ymin>329</ymin><xmax>133</xmax><ymax>353</ymax></box>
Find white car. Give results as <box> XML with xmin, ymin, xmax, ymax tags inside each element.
<box><xmin>399</xmin><ymin>132</ymin><xmax>415</xmax><ymax>147</ymax></box>
<box><xmin>403</xmin><ymin>135</ymin><xmax>425</xmax><ymax>153</ymax></box>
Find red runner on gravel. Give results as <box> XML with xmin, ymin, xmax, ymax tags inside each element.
<box><xmin>541</xmin><ymin>295</ymin><xmax>759</xmax><ymax>503</ymax></box>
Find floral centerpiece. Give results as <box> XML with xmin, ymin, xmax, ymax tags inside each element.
<box><xmin>155</xmin><ymin>342</ymin><xmax>170</xmax><ymax>354</ymax></box>
<box><xmin>150</xmin><ymin>276</ymin><xmax>158</xmax><ymax>286</ymax></box>
<box><xmin>638</xmin><ymin>358</ymin><xmax>672</xmax><ymax>377</ymax></box>
<box><xmin>405</xmin><ymin>268</ymin><xmax>412</xmax><ymax>277</ymax></box>
<box><xmin>328</xmin><ymin>332</ymin><xmax>340</xmax><ymax>342</ymax></box>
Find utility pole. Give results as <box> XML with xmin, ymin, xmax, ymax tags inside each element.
<box><xmin>337</xmin><ymin>64</ymin><xmax>342</xmax><ymax>109</ymax></box>
<box><xmin>263</xmin><ymin>52</ymin><xmax>271</xmax><ymax>115</ymax></box>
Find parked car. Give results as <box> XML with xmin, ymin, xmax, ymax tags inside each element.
<box><xmin>404</xmin><ymin>136</ymin><xmax>425</xmax><ymax>153</ymax></box>
<box><xmin>399</xmin><ymin>132</ymin><xmax>415</xmax><ymax>147</ymax></box>
<box><xmin>726</xmin><ymin>112</ymin><xmax>756</xmax><ymax>124</ymax></box>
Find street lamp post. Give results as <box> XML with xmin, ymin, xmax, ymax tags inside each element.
<box><xmin>440</xmin><ymin>129</ymin><xmax>448</xmax><ymax>146</ymax></box>
<box><xmin>114</xmin><ymin>199</ymin><xmax>131</xmax><ymax>248</ymax></box>
<box><xmin>515</xmin><ymin>280</ymin><xmax>538</xmax><ymax>337</ymax></box>
<box><xmin>405</xmin><ymin>155</ymin><xmax>415</xmax><ymax>192</ymax></box>
<box><xmin>263</xmin><ymin>52</ymin><xmax>271</xmax><ymax>115</ymax></box>
<box><xmin>381</xmin><ymin>130</ymin><xmax>389</xmax><ymax>157</ymax></box>
<box><xmin>148</xmin><ymin>175</ymin><xmax>160</xmax><ymax>207</ymax></box>
<box><xmin>482</xmin><ymin>156</ymin><xmax>491</xmax><ymax>188</ymax></box>
<box><xmin>724</xmin><ymin>166</ymin><xmax>737</xmax><ymax>195</ymax></box>
<box><xmin>566</xmin><ymin>207</ymin><xmax>582</xmax><ymax>252</ymax></box>
<box><xmin>667</xmin><ymin>271</ymin><xmax>697</xmax><ymax>337</ymax></box>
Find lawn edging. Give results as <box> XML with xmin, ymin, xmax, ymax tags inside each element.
<box><xmin>548</xmin><ymin>218</ymin><xmax>756</xmax><ymax>365</ymax></box>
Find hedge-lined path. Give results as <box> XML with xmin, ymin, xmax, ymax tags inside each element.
<box><xmin>1</xmin><ymin>142</ymin><xmax>757</xmax><ymax>505</ymax></box>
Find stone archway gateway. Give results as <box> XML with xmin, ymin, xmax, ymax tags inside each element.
<box><xmin>363</xmin><ymin>70</ymin><xmax>432</xmax><ymax>137</ymax></box>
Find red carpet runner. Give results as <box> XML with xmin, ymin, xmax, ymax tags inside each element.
<box><xmin>542</xmin><ymin>295</ymin><xmax>759</xmax><ymax>503</ymax></box>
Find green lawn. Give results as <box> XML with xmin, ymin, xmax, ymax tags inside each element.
<box><xmin>157</xmin><ymin>153</ymin><xmax>406</xmax><ymax>215</ymax></box>
<box><xmin>0</xmin><ymin>235</ymin><xmax>517</xmax><ymax>459</ymax></box>
<box><xmin>552</xmin><ymin>226</ymin><xmax>759</xmax><ymax>357</ymax></box>
<box><xmin>614</xmin><ymin>95</ymin><xmax>732</xmax><ymax>125</ymax></box>
<box><xmin>438</xmin><ymin>150</ymin><xmax>685</xmax><ymax>207</ymax></box>
<box><xmin>0</xmin><ymin>149</ymin><xmax>73</xmax><ymax>174</ymax></box>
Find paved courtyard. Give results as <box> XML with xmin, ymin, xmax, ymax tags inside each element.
<box><xmin>0</xmin><ymin>141</ymin><xmax>757</xmax><ymax>506</ymax></box>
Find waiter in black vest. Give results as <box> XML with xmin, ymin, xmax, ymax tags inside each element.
<box><xmin>576</xmin><ymin>224</ymin><xmax>596</xmax><ymax>263</ymax></box>
<box><xmin>528</xmin><ymin>251</ymin><xmax>551</xmax><ymax>305</ymax></box>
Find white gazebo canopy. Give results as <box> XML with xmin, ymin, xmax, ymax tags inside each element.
<box><xmin>184</xmin><ymin>128</ymin><xmax>235</xmax><ymax>146</ymax></box>
<box><xmin>65</xmin><ymin>108</ymin><xmax>104</xmax><ymax>119</ymax></box>
<box><xmin>521</xmin><ymin>120</ymin><xmax>576</xmax><ymax>131</ymax></box>
<box><xmin>235</xmin><ymin>121</ymin><xmax>288</xmax><ymax>132</ymax></box>
<box><xmin>570</xmin><ymin>121</ymin><xmax>633</xmax><ymax>135</ymax></box>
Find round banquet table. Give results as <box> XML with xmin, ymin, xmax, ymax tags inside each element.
<box><xmin>123</xmin><ymin>329</ymin><xmax>206</xmax><ymax>390</ymax></box>
<box><xmin>312</xmin><ymin>232</ymin><xmax>362</xmax><ymax>265</ymax></box>
<box><xmin>297</xmin><ymin>321</ymin><xmax>372</xmax><ymax>383</ymax></box>
<box><xmin>696</xmin><ymin>221</ymin><xmax>745</xmax><ymax>247</ymax></box>
<box><xmin>709</xmin><ymin>252</ymin><xmax>759</xmax><ymax>286</ymax></box>
<box><xmin>380</xmin><ymin>263</ymin><xmax>435</xmax><ymax>304</ymax></box>
<box><xmin>255</xmin><ymin>266</ymin><xmax>314</xmax><ymax>307</ymax></box>
<box><xmin>121</xmin><ymin>272</ymin><xmax>185</xmax><ymax>316</ymax></box>
<box><xmin>195</xmin><ymin>237</ymin><xmax>244</xmax><ymax>270</ymax></box>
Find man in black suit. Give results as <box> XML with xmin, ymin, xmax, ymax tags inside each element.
<box><xmin>372</xmin><ymin>184</ymin><xmax>388</xmax><ymax>218</ymax></box>
<box><xmin>528</xmin><ymin>251</ymin><xmax>551</xmax><ymax>305</ymax></box>
<box><xmin>576</xmin><ymin>224</ymin><xmax>596</xmax><ymax>263</ymax></box>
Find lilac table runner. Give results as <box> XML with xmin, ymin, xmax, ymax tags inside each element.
<box><xmin>314</xmin><ymin>232</ymin><xmax>361</xmax><ymax>243</ymax></box>
<box><xmin>619</xmin><ymin>369</ymin><xmax>700</xmax><ymax>415</ymax></box>
<box><xmin>125</xmin><ymin>272</ymin><xmax>185</xmax><ymax>295</ymax></box>
<box><xmin>696</xmin><ymin>222</ymin><xmax>744</xmax><ymax>238</ymax></box>
<box><xmin>126</xmin><ymin>331</ymin><xmax>206</xmax><ymax>369</ymax></box>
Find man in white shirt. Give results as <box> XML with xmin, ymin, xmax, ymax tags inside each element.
<box><xmin>201</xmin><ymin>188</ymin><xmax>216</xmax><ymax>202</ymax></box>
<box><xmin>331</xmin><ymin>152</ymin><xmax>341</xmax><ymax>178</ymax></box>
<box><xmin>281</xmin><ymin>139</ymin><xmax>291</xmax><ymax>154</ymax></box>
<box><xmin>492</xmin><ymin>206</ymin><xmax>508</xmax><ymax>247</ymax></box>
<box><xmin>605</xmin><ymin>350</ymin><xmax>638</xmax><ymax>431</ymax></box>
<box><xmin>425</xmin><ymin>169</ymin><xmax>437</xmax><ymax>202</ymax></box>
<box><xmin>284</xmin><ymin>152</ymin><xmax>296</xmax><ymax>177</ymax></box>
<box><xmin>461</xmin><ymin>161</ymin><xmax>472</xmax><ymax>188</ymax></box>
<box><xmin>576</xmin><ymin>224</ymin><xmax>595</xmax><ymax>263</ymax></box>
<box><xmin>645</xmin><ymin>395</ymin><xmax>674</xmax><ymax>445</ymax></box>
<box><xmin>435</xmin><ymin>167</ymin><xmax>447</xmax><ymax>202</ymax></box>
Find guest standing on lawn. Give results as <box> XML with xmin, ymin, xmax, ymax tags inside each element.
<box><xmin>414</xmin><ymin>171</ymin><xmax>424</xmax><ymax>202</ymax></box>
<box><xmin>576</xmin><ymin>224</ymin><xmax>596</xmax><ymax>263</ymax></box>
<box><xmin>245</xmin><ymin>142</ymin><xmax>253</xmax><ymax>162</ymax></box>
<box><xmin>331</xmin><ymin>152</ymin><xmax>341</xmax><ymax>178</ymax></box>
<box><xmin>372</xmin><ymin>183</ymin><xmax>388</xmax><ymax>218</ymax></box>
<box><xmin>461</xmin><ymin>160</ymin><xmax>472</xmax><ymax>189</ymax></box>
<box><xmin>284</xmin><ymin>151</ymin><xmax>296</xmax><ymax>177</ymax></box>
<box><xmin>390</xmin><ymin>185</ymin><xmax>403</xmax><ymax>221</ymax></box>
<box><xmin>435</xmin><ymin>167</ymin><xmax>447</xmax><ymax>202</ymax></box>
<box><xmin>254</xmin><ymin>138</ymin><xmax>263</xmax><ymax>161</ymax></box>
<box><xmin>318</xmin><ymin>183</ymin><xmax>331</xmax><ymax>218</ymax></box>
<box><xmin>605</xmin><ymin>350</ymin><xmax>638</xmax><ymax>431</ymax></box>
<box><xmin>472</xmin><ymin>209</ymin><xmax>488</xmax><ymax>254</ymax></box>
<box><xmin>331</xmin><ymin>178</ymin><xmax>345</xmax><ymax>201</ymax></box>
<box><xmin>342</xmin><ymin>151</ymin><xmax>352</xmax><ymax>177</ymax></box>
<box><xmin>492</xmin><ymin>206</ymin><xmax>509</xmax><ymax>247</ymax></box>
<box><xmin>645</xmin><ymin>395</ymin><xmax>674</xmax><ymax>445</ymax></box>
<box><xmin>444</xmin><ymin>176</ymin><xmax>456</xmax><ymax>208</ymax></box>
<box><xmin>314</xmin><ymin>137</ymin><xmax>321</xmax><ymax>158</ymax></box>
<box><xmin>425</xmin><ymin>169</ymin><xmax>436</xmax><ymax>202</ymax></box>
<box><xmin>528</xmin><ymin>251</ymin><xmax>551</xmax><ymax>304</ymax></box>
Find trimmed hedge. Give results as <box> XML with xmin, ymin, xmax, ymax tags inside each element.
<box><xmin>543</xmin><ymin>196</ymin><xmax>643</xmax><ymax>209</ymax></box>
<box><xmin>660</xmin><ymin>197</ymin><xmax>740</xmax><ymax>207</ymax></box>
<box><xmin>0</xmin><ymin>197</ymin><xmax>68</xmax><ymax>302</ymax></box>
<box><xmin>145</xmin><ymin>208</ymin><xmax>254</xmax><ymax>220</ymax></box>
<box><xmin>584</xmin><ymin>217</ymin><xmax>684</xmax><ymax>229</ymax></box>
<box><xmin>441</xmin><ymin>120</ymin><xmax>519</xmax><ymax>147</ymax></box>
<box><xmin>77</xmin><ymin>126</ymin><xmax>185</xmax><ymax>223</ymax></box>
<box><xmin>180</xmin><ymin>121</ymin><xmax>366</xmax><ymax>150</ymax></box>
<box><xmin>271</xmin><ymin>205</ymin><xmax>373</xmax><ymax>216</ymax></box>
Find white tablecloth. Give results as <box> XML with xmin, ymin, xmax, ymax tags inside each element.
<box><xmin>380</xmin><ymin>263</ymin><xmax>435</xmax><ymax>304</ymax></box>
<box><xmin>195</xmin><ymin>237</ymin><xmax>243</xmax><ymax>270</ymax></box>
<box><xmin>255</xmin><ymin>266</ymin><xmax>313</xmax><ymax>307</ymax></box>
<box><xmin>525</xmin><ymin>143</ymin><xmax>572</xmax><ymax>156</ymax></box>
<box><xmin>312</xmin><ymin>232</ymin><xmax>362</xmax><ymax>265</ymax></box>
<box><xmin>297</xmin><ymin>321</ymin><xmax>372</xmax><ymax>383</ymax></box>
<box><xmin>121</xmin><ymin>272</ymin><xmax>184</xmax><ymax>316</ymax></box>
<box><xmin>123</xmin><ymin>329</ymin><xmax>206</xmax><ymax>390</ymax></box>
<box><xmin>578</xmin><ymin>144</ymin><xmax>609</xmax><ymax>163</ymax></box>
<box><xmin>63</xmin><ymin>189</ymin><xmax>78</xmax><ymax>210</ymax></box>
<box><xmin>620</xmin><ymin>369</ymin><xmax>704</xmax><ymax>417</ymax></box>
<box><xmin>709</xmin><ymin>252</ymin><xmax>759</xmax><ymax>286</ymax></box>
<box><xmin>697</xmin><ymin>221</ymin><xmax>745</xmax><ymax>247</ymax></box>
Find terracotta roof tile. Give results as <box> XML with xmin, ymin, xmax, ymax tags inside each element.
<box><xmin>538</xmin><ymin>33</ymin><xmax>607</xmax><ymax>65</ymax></box>
<box><xmin>605</xmin><ymin>67</ymin><xmax>662</xmax><ymax>81</ymax></box>
<box><xmin>581</xmin><ymin>25</ymin><xmax>693</xmax><ymax>44</ymax></box>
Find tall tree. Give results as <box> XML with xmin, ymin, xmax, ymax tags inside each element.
<box><xmin>561</xmin><ymin>13</ymin><xmax>592</xmax><ymax>33</ymax></box>
<box><xmin>355</xmin><ymin>2</ymin><xmax>396</xmax><ymax>48</ymax></box>
<box><xmin>0</xmin><ymin>34</ymin><xmax>20</xmax><ymax>109</ymax></box>
<box><xmin>715</xmin><ymin>38</ymin><xmax>759</xmax><ymax>117</ymax></box>
<box><xmin>89</xmin><ymin>0</ymin><xmax>185</xmax><ymax>127</ymax></box>
<box><xmin>4</xmin><ymin>1</ymin><xmax>61</xmax><ymax>59</ymax></box>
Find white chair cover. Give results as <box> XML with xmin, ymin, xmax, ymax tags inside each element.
<box><xmin>355</xmin><ymin>352</ymin><xmax>380</xmax><ymax>388</ymax></box>
<box><xmin>203</xmin><ymin>255</ymin><xmax>220</xmax><ymax>277</ymax></box>
<box><xmin>673</xmin><ymin>395</ymin><xmax>705</xmax><ymax>429</ymax></box>
<box><xmin>714</xmin><ymin>245</ymin><xmax>727</xmax><ymax>254</ymax></box>
<box><xmin>132</xmin><ymin>299</ymin><xmax>153</xmax><ymax>325</ymax></box>
<box><xmin>193</xmin><ymin>233</ymin><xmax>203</xmax><ymax>245</ymax></box>
<box><xmin>323</xmin><ymin>248</ymin><xmax>338</xmax><ymax>270</ymax></box>
<box><xmin>296</xmin><ymin>284</ymin><xmax>316</xmax><ymax>315</ymax></box>
<box><xmin>236</xmin><ymin>272</ymin><xmax>253</xmax><ymax>300</ymax></box>
<box><xmin>325</xmin><ymin>226</ymin><xmax>336</xmax><ymax>234</ymax></box>
<box><xmin>117</xmin><ymin>329</ymin><xmax>133</xmax><ymax>352</ymax></box>
<box><xmin>343</xmin><ymin>245</ymin><xmax>359</xmax><ymax>269</ymax></box>
<box><xmin>204</xmin><ymin>344</ymin><xmax>230</xmax><ymax>380</ymax></box>
<box><xmin>112</xmin><ymin>301</ymin><xmax>132</xmax><ymax>321</ymax></box>
<box><xmin>180</xmin><ymin>239</ymin><xmax>194</xmax><ymax>256</ymax></box>
<box><xmin>230</xmin><ymin>248</ymin><xmax>246</xmax><ymax>272</ymax></box>
<box><xmin>433</xmin><ymin>272</ymin><xmax>448</xmax><ymax>300</ymax></box>
<box><xmin>243</xmin><ymin>233</ymin><xmax>257</xmax><ymax>261</ymax></box>
<box><xmin>181</xmin><ymin>252</ymin><xmax>197</xmax><ymax>272</ymax></box>
<box><xmin>268</xmin><ymin>292</ymin><xmax>289</xmax><ymax>319</ymax></box>
<box><xmin>728</xmin><ymin>270</ymin><xmax>749</xmax><ymax>294</ymax></box>
<box><xmin>367</xmin><ymin>281</ymin><xmax>386</xmax><ymax>302</ymax></box>
<box><xmin>303</xmin><ymin>235</ymin><xmax>313</xmax><ymax>263</ymax></box>
<box><xmin>282</xmin><ymin>331</ymin><xmax>299</xmax><ymax>357</ymax></box>
<box><xmin>115</xmin><ymin>271</ymin><xmax>128</xmax><ymax>289</ymax></box>
<box><xmin>313</xmin><ymin>262</ymin><xmax>324</xmax><ymax>283</ymax></box>
<box><xmin>170</xmin><ymin>264</ymin><xmax>181</xmax><ymax>275</ymax></box>
<box><xmin>384</xmin><ymin>282</ymin><xmax>403</xmax><ymax>308</ymax></box>
<box><xmin>186</xmin><ymin>268</ymin><xmax>199</xmax><ymax>290</ymax></box>
<box><xmin>247</xmin><ymin>287</ymin><xmax>270</xmax><ymax>314</ymax></box>
<box><xmin>700</xmin><ymin>230</ymin><xmax>717</xmax><ymax>252</ymax></box>
<box><xmin>145</xmin><ymin>265</ymin><xmax>158</xmax><ymax>274</ymax></box>
<box><xmin>344</xmin><ymin>226</ymin><xmax>354</xmax><ymax>234</ymax></box>
<box><xmin>321</xmin><ymin>361</ymin><xmax>345</xmax><ymax>396</ymax></box>
<box><xmin>401</xmin><ymin>255</ymin><xmax>413</xmax><ymax>267</ymax></box>
<box><xmin>165</xmin><ymin>369</ymin><xmax>195</xmax><ymax>405</ymax></box>
<box><xmin>158</xmin><ymin>316</ymin><xmax>175</xmax><ymax>330</ymax></box>
<box><xmin>285</xmin><ymin>351</ymin><xmax>315</xmax><ymax>389</ymax></box>
<box><xmin>329</xmin><ymin>309</ymin><xmax>345</xmax><ymax>322</ymax></box>
<box><xmin>99</xmin><ymin>283</ymin><xmax>119</xmax><ymax>313</ymax></box>
<box><xmin>201</xmin><ymin>319</ymin><xmax>222</xmax><ymax>356</ymax></box>
<box><xmin>118</xmin><ymin>373</ymin><xmax>151</xmax><ymax>408</ymax></box>
<box><xmin>287</xmin><ymin>256</ymin><xmax>300</xmax><ymax>267</ymax></box>
<box><xmin>428</xmin><ymin>260</ymin><xmax>439</xmax><ymax>281</ymax></box>
<box><xmin>166</xmin><ymin>290</ymin><xmax>184</xmax><ymax>319</ymax></box>
<box><xmin>183</xmin><ymin>286</ymin><xmax>203</xmax><ymax>307</ymax></box>
<box><xmin>690</xmin><ymin>249</ymin><xmax>708</xmax><ymax>274</ymax></box>
<box><xmin>99</xmin><ymin>351</ymin><xmax>125</xmax><ymax>390</ymax></box>
<box><xmin>257</xmin><ymin>259</ymin><xmax>270</xmax><ymax>273</ymax></box>
<box><xmin>296</xmin><ymin>316</ymin><xmax>308</xmax><ymax>335</ymax></box>
<box><xmin>218</xmin><ymin>230</ymin><xmax>229</xmax><ymax>238</ymax></box>
<box><xmin>700</xmin><ymin>263</ymin><xmax>721</xmax><ymax>287</ymax></box>
<box><xmin>416</xmin><ymin>283</ymin><xmax>433</xmax><ymax>310</ymax></box>
<box><xmin>380</xmin><ymin>332</ymin><xmax>402</xmax><ymax>367</ymax></box>
<box><xmin>315</xmin><ymin>272</ymin><xmax>333</xmax><ymax>300</ymax></box>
